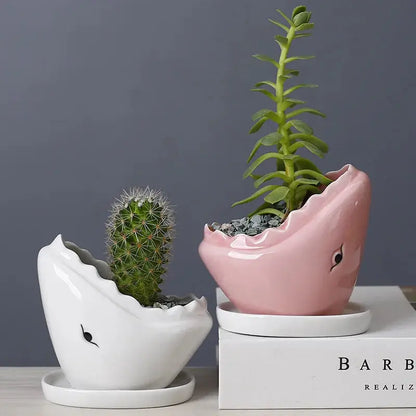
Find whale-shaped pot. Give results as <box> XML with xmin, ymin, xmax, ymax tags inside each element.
<box><xmin>199</xmin><ymin>164</ymin><xmax>371</xmax><ymax>316</ymax></box>
<box><xmin>38</xmin><ymin>235</ymin><xmax>213</xmax><ymax>390</ymax></box>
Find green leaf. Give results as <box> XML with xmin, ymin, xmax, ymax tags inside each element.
<box><xmin>232</xmin><ymin>185</ymin><xmax>278</xmax><ymax>207</ymax></box>
<box><xmin>278</xmin><ymin>75</ymin><xmax>291</xmax><ymax>82</ymax></box>
<box><xmin>283</xmin><ymin>84</ymin><xmax>318</xmax><ymax>96</ymax></box>
<box><xmin>275</xmin><ymin>35</ymin><xmax>288</xmax><ymax>49</ymax></box>
<box><xmin>286</xmin><ymin>98</ymin><xmax>306</xmax><ymax>105</ymax></box>
<box><xmin>281</xmin><ymin>154</ymin><xmax>299</xmax><ymax>161</ymax></box>
<box><xmin>281</xmin><ymin>98</ymin><xmax>306</xmax><ymax>111</ymax></box>
<box><xmin>292</xmin><ymin>6</ymin><xmax>306</xmax><ymax>19</ymax></box>
<box><xmin>294</xmin><ymin>184</ymin><xmax>320</xmax><ymax>207</ymax></box>
<box><xmin>252</xmin><ymin>54</ymin><xmax>279</xmax><ymax>68</ymax></box>
<box><xmin>252</xmin><ymin>108</ymin><xmax>280</xmax><ymax>123</ymax></box>
<box><xmin>296</xmin><ymin>23</ymin><xmax>314</xmax><ymax>31</ymax></box>
<box><xmin>291</xmin><ymin>178</ymin><xmax>320</xmax><ymax>188</ymax></box>
<box><xmin>294</xmin><ymin>157</ymin><xmax>321</xmax><ymax>173</ymax></box>
<box><xmin>285</xmin><ymin>119</ymin><xmax>313</xmax><ymax>134</ymax></box>
<box><xmin>247</xmin><ymin>132</ymin><xmax>282</xmax><ymax>163</ymax></box>
<box><xmin>254</xmin><ymin>171</ymin><xmax>290</xmax><ymax>188</ymax></box>
<box><xmin>289</xmin><ymin>141</ymin><xmax>325</xmax><ymax>158</ymax></box>
<box><xmin>284</xmin><ymin>69</ymin><xmax>300</xmax><ymax>77</ymax></box>
<box><xmin>298</xmin><ymin>184</ymin><xmax>321</xmax><ymax>193</ymax></box>
<box><xmin>286</xmin><ymin>107</ymin><xmax>326</xmax><ymax>119</ymax></box>
<box><xmin>248</xmin><ymin>202</ymin><xmax>270</xmax><ymax>217</ymax></box>
<box><xmin>295</xmin><ymin>184</ymin><xmax>321</xmax><ymax>199</ymax></box>
<box><xmin>261</xmin><ymin>131</ymin><xmax>282</xmax><ymax>145</ymax></box>
<box><xmin>268</xmin><ymin>18</ymin><xmax>289</xmax><ymax>33</ymax></box>
<box><xmin>285</xmin><ymin>55</ymin><xmax>315</xmax><ymax>64</ymax></box>
<box><xmin>264</xmin><ymin>186</ymin><xmax>289</xmax><ymax>204</ymax></box>
<box><xmin>249</xmin><ymin>117</ymin><xmax>267</xmax><ymax>134</ymax></box>
<box><xmin>276</xmin><ymin>9</ymin><xmax>293</xmax><ymax>26</ymax></box>
<box><xmin>276</xmin><ymin>158</ymin><xmax>285</xmax><ymax>171</ymax></box>
<box><xmin>289</xmin><ymin>133</ymin><xmax>328</xmax><ymax>153</ymax></box>
<box><xmin>254</xmin><ymin>80</ymin><xmax>277</xmax><ymax>90</ymax></box>
<box><xmin>252</xmin><ymin>108</ymin><xmax>273</xmax><ymax>121</ymax></box>
<box><xmin>247</xmin><ymin>139</ymin><xmax>265</xmax><ymax>163</ymax></box>
<box><xmin>293</xmin><ymin>11</ymin><xmax>311</xmax><ymax>27</ymax></box>
<box><xmin>251</xmin><ymin>88</ymin><xmax>280</xmax><ymax>105</ymax></box>
<box><xmin>294</xmin><ymin>169</ymin><xmax>332</xmax><ymax>185</ymax></box>
<box><xmin>249</xmin><ymin>173</ymin><xmax>263</xmax><ymax>180</ymax></box>
<box><xmin>294</xmin><ymin>33</ymin><xmax>312</xmax><ymax>39</ymax></box>
<box><xmin>244</xmin><ymin>152</ymin><xmax>286</xmax><ymax>178</ymax></box>
<box><xmin>254</xmin><ymin>207</ymin><xmax>285</xmax><ymax>218</ymax></box>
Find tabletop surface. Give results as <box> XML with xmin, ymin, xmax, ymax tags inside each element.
<box><xmin>1</xmin><ymin>367</ymin><xmax>415</xmax><ymax>415</ymax></box>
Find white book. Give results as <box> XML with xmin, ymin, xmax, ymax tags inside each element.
<box><xmin>217</xmin><ymin>286</ymin><xmax>416</xmax><ymax>409</ymax></box>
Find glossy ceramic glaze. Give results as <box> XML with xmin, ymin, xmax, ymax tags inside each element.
<box><xmin>216</xmin><ymin>301</ymin><xmax>371</xmax><ymax>337</ymax></box>
<box><xmin>38</xmin><ymin>235</ymin><xmax>212</xmax><ymax>390</ymax></box>
<box><xmin>199</xmin><ymin>164</ymin><xmax>371</xmax><ymax>315</ymax></box>
<box><xmin>41</xmin><ymin>369</ymin><xmax>196</xmax><ymax>408</ymax></box>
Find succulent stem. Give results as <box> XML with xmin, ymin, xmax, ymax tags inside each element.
<box><xmin>232</xmin><ymin>5</ymin><xmax>331</xmax><ymax>221</ymax></box>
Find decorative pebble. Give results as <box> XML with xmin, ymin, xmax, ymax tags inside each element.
<box><xmin>268</xmin><ymin>219</ymin><xmax>281</xmax><ymax>227</ymax></box>
<box><xmin>210</xmin><ymin>213</ymin><xmax>284</xmax><ymax>237</ymax></box>
<box><xmin>251</xmin><ymin>215</ymin><xmax>262</xmax><ymax>225</ymax></box>
<box><xmin>246</xmin><ymin>228</ymin><xmax>258</xmax><ymax>236</ymax></box>
<box><xmin>152</xmin><ymin>295</ymin><xmax>195</xmax><ymax>309</ymax></box>
<box><xmin>220</xmin><ymin>223</ymin><xmax>232</xmax><ymax>231</ymax></box>
<box><xmin>210</xmin><ymin>222</ymin><xmax>221</xmax><ymax>231</ymax></box>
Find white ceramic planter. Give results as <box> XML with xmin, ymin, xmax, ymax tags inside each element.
<box><xmin>38</xmin><ymin>235</ymin><xmax>213</xmax><ymax>390</ymax></box>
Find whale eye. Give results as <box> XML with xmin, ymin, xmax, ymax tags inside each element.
<box><xmin>80</xmin><ymin>324</ymin><xmax>99</xmax><ymax>347</ymax></box>
<box><xmin>331</xmin><ymin>245</ymin><xmax>343</xmax><ymax>271</ymax></box>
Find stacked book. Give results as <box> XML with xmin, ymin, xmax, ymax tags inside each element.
<box><xmin>217</xmin><ymin>286</ymin><xmax>416</xmax><ymax>409</ymax></box>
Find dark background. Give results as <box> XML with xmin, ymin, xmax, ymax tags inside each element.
<box><xmin>1</xmin><ymin>0</ymin><xmax>415</xmax><ymax>366</ymax></box>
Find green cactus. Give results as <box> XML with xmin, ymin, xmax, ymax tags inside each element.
<box><xmin>106</xmin><ymin>187</ymin><xmax>175</xmax><ymax>306</ymax></box>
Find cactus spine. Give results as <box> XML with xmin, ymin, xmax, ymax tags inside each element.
<box><xmin>106</xmin><ymin>188</ymin><xmax>175</xmax><ymax>306</ymax></box>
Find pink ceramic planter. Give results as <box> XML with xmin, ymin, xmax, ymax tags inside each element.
<box><xmin>199</xmin><ymin>164</ymin><xmax>371</xmax><ymax>316</ymax></box>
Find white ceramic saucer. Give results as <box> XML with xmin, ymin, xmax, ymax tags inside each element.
<box><xmin>217</xmin><ymin>301</ymin><xmax>371</xmax><ymax>337</ymax></box>
<box><xmin>41</xmin><ymin>369</ymin><xmax>195</xmax><ymax>408</ymax></box>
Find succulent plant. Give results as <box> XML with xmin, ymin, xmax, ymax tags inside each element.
<box><xmin>106</xmin><ymin>188</ymin><xmax>175</xmax><ymax>306</ymax></box>
<box><xmin>232</xmin><ymin>5</ymin><xmax>332</xmax><ymax>220</ymax></box>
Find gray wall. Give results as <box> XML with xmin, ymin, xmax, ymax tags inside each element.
<box><xmin>1</xmin><ymin>0</ymin><xmax>415</xmax><ymax>366</ymax></box>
